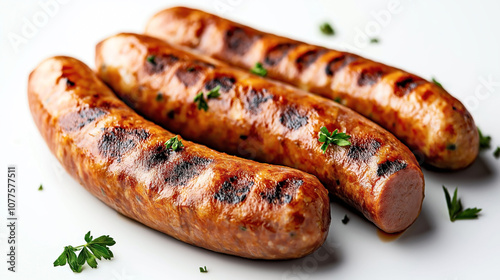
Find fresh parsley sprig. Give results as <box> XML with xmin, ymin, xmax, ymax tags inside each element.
<box><xmin>443</xmin><ymin>186</ymin><xmax>482</xmax><ymax>222</ymax></box>
<box><xmin>432</xmin><ymin>77</ymin><xmax>443</xmax><ymax>88</ymax></box>
<box><xmin>478</xmin><ymin>128</ymin><xmax>491</xmax><ymax>150</ymax></box>
<box><xmin>320</xmin><ymin>22</ymin><xmax>335</xmax><ymax>36</ymax></box>
<box><xmin>494</xmin><ymin>147</ymin><xmax>500</xmax><ymax>159</ymax></box>
<box><xmin>54</xmin><ymin>231</ymin><xmax>116</xmax><ymax>273</ymax></box>
<box><xmin>318</xmin><ymin>126</ymin><xmax>351</xmax><ymax>153</ymax></box>
<box><xmin>194</xmin><ymin>85</ymin><xmax>221</xmax><ymax>111</ymax></box>
<box><xmin>206</xmin><ymin>85</ymin><xmax>221</xmax><ymax>99</ymax></box>
<box><xmin>199</xmin><ymin>266</ymin><xmax>208</xmax><ymax>273</ymax></box>
<box><xmin>250</xmin><ymin>62</ymin><xmax>267</xmax><ymax>77</ymax></box>
<box><xmin>165</xmin><ymin>136</ymin><xmax>184</xmax><ymax>151</ymax></box>
<box><xmin>146</xmin><ymin>55</ymin><xmax>156</xmax><ymax>65</ymax></box>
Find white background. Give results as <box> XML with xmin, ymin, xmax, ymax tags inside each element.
<box><xmin>1</xmin><ymin>0</ymin><xmax>499</xmax><ymax>279</ymax></box>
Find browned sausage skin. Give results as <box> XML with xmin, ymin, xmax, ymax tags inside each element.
<box><xmin>96</xmin><ymin>33</ymin><xmax>424</xmax><ymax>233</ymax></box>
<box><xmin>144</xmin><ymin>6</ymin><xmax>479</xmax><ymax>170</ymax></box>
<box><xmin>28</xmin><ymin>56</ymin><xmax>330</xmax><ymax>259</ymax></box>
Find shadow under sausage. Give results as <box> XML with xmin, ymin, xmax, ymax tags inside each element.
<box><xmin>422</xmin><ymin>155</ymin><xmax>494</xmax><ymax>187</ymax></box>
<box><xmin>114</xmin><ymin>210</ymin><xmax>343</xmax><ymax>275</ymax></box>
<box><xmin>219</xmin><ymin>238</ymin><xmax>343</xmax><ymax>278</ymax></box>
<box><xmin>394</xmin><ymin>206</ymin><xmax>435</xmax><ymax>244</ymax></box>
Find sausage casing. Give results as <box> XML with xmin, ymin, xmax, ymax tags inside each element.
<box><xmin>96</xmin><ymin>33</ymin><xmax>424</xmax><ymax>233</ymax></box>
<box><xmin>145</xmin><ymin>6</ymin><xmax>479</xmax><ymax>170</ymax></box>
<box><xmin>28</xmin><ymin>56</ymin><xmax>330</xmax><ymax>259</ymax></box>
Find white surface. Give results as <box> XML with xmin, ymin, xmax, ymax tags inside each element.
<box><xmin>1</xmin><ymin>0</ymin><xmax>499</xmax><ymax>279</ymax></box>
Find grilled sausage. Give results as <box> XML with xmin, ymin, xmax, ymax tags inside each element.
<box><xmin>28</xmin><ymin>56</ymin><xmax>330</xmax><ymax>259</ymax></box>
<box><xmin>95</xmin><ymin>33</ymin><xmax>424</xmax><ymax>233</ymax></box>
<box><xmin>144</xmin><ymin>6</ymin><xmax>479</xmax><ymax>170</ymax></box>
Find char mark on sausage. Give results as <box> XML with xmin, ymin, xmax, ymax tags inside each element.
<box><xmin>59</xmin><ymin>107</ymin><xmax>107</xmax><ymax>132</ymax></box>
<box><xmin>377</xmin><ymin>159</ymin><xmax>407</xmax><ymax>177</ymax></box>
<box><xmin>264</xmin><ymin>43</ymin><xmax>297</xmax><ymax>66</ymax></box>
<box><xmin>347</xmin><ymin>139</ymin><xmax>382</xmax><ymax>161</ymax></box>
<box><xmin>244</xmin><ymin>88</ymin><xmax>273</xmax><ymax>113</ymax></box>
<box><xmin>296</xmin><ymin>49</ymin><xmax>325</xmax><ymax>72</ymax></box>
<box><xmin>225</xmin><ymin>27</ymin><xmax>260</xmax><ymax>55</ymax></box>
<box><xmin>394</xmin><ymin>76</ymin><xmax>425</xmax><ymax>97</ymax></box>
<box><xmin>164</xmin><ymin>156</ymin><xmax>212</xmax><ymax>186</ymax></box>
<box><xmin>175</xmin><ymin>65</ymin><xmax>204</xmax><ymax>86</ymax></box>
<box><xmin>325</xmin><ymin>54</ymin><xmax>357</xmax><ymax>76</ymax></box>
<box><xmin>357</xmin><ymin>67</ymin><xmax>388</xmax><ymax>87</ymax></box>
<box><xmin>205</xmin><ymin>75</ymin><xmax>236</xmax><ymax>92</ymax></box>
<box><xmin>280</xmin><ymin>107</ymin><xmax>308</xmax><ymax>130</ymax></box>
<box><xmin>261</xmin><ymin>178</ymin><xmax>303</xmax><ymax>204</ymax></box>
<box><xmin>98</xmin><ymin>127</ymin><xmax>150</xmax><ymax>161</ymax></box>
<box><xmin>146</xmin><ymin>54</ymin><xmax>179</xmax><ymax>74</ymax></box>
<box><xmin>214</xmin><ymin>176</ymin><xmax>254</xmax><ymax>204</ymax></box>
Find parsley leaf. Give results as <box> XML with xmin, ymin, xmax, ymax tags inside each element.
<box><xmin>146</xmin><ymin>55</ymin><xmax>156</xmax><ymax>65</ymax></box>
<box><xmin>53</xmin><ymin>231</ymin><xmax>115</xmax><ymax>273</ymax></box>
<box><xmin>194</xmin><ymin>92</ymin><xmax>208</xmax><ymax>111</ymax></box>
<box><xmin>38</xmin><ymin>184</ymin><xmax>43</xmax><ymax>191</ymax></box>
<box><xmin>370</xmin><ymin>38</ymin><xmax>380</xmax><ymax>44</ymax></box>
<box><xmin>320</xmin><ymin>22</ymin><xmax>335</xmax><ymax>36</ymax></box>
<box><xmin>194</xmin><ymin>85</ymin><xmax>221</xmax><ymax>111</ymax></box>
<box><xmin>206</xmin><ymin>85</ymin><xmax>221</xmax><ymax>99</ymax></box>
<box><xmin>165</xmin><ymin>136</ymin><xmax>184</xmax><ymax>151</ymax></box>
<box><xmin>432</xmin><ymin>77</ymin><xmax>443</xmax><ymax>88</ymax></box>
<box><xmin>478</xmin><ymin>128</ymin><xmax>491</xmax><ymax>150</ymax></box>
<box><xmin>494</xmin><ymin>147</ymin><xmax>500</xmax><ymax>159</ymax></box>
<box><xmin>199</xmin><ymin>266</ymin><xmax>208</xmax><ymax>273</ymax></box>
<box><xmin>443</xmin><ymin>186</ymin><xmax>481</xmax><ymax>222</ymax></box>
<box><xmin>250</xmin><ymin>62</ymin><xmax>267</xmax><ymax>77</ymax></box>
<box><xmin>318</xmin><ymin>126</ymin><xmax>351</xmax><ymax>153</ymax></box>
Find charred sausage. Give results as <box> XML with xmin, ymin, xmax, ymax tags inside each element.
<box><xmin>145</xmin><ymin>6</ymin><xmax>479</xmax><ymax>170</ymax></box>
<box><xmin>28</xmin><ymin>56</ymin><xmax>330</xmax><ymax>259</ymax></box>
<box><xmin>95</xmin><ymin>33</ymin><xmax>425</xmax><ymax>233</ymax></box>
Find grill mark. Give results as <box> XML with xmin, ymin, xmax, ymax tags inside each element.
<box><xmin>205</xmin><ymin>75</ymin><xmax>236</xmax><ymax>92</ymax></box>
<box><xmin>175</xmin><ymin>65</ymin><xmax>204</xmax><ymax>86</ymax></box>
<box><xmin>280</xmin><ymin>107</ymin><xmax>308</xmax><ymax>130</ymax></box>
<box><xmin>261</xmin><ymin>178</ymin><xmax>303</xmax><ymax>204</ymax></box>
<box><xmin>145</xmin><ymin>54</ymin><xmax>179</xmax><ymax>74</ymax></box>
<box><xmin>143</xmin><ymin>144</ymin><xmax>172</xmax><ymax>170</ymax></box>
<box><xmin>264</xmin><ymin>43</ymin><xmax>297</xmax><ymax>66</ymax></box>
<box><xmin>164</xmin><ymin>156</ymin><xmax>212</xmax><ymax>186</ymax></box>
<box><xmin>325</xmin><ymin>54</ymin><xmax>358</xmax><ymax>76</ymax></box>
<box><xmin>225</xmin><ymin>27</ymin><xmax>259</xmax><ymax>55</ymax></box>
<box><xmin>377</xmin><ymin>160</ymin><xmax>407</xmax><ymax>177</ymax></box>
<box><xmin>98</xmin><ymin>127</ymin><xmax>150</xmax><ymax>161</ymax></box>
<box><xmin>296</xmin><ymin>49</ymin><xmax>325</xmax><ymax>72</ymax></box>
<box><xmin>347</xmin><ymin>139</ymin><xmax>382</xmax><ymax>161</ymax></box>
<box><xmin>244</xmin><ymin>88</ymin><xmax>273</xmax><ymax>113</ymax></box>
<box><xmin>59</xmin><ymin>108</ymin><xmax>107</xmax><ymax>132</ymax></box>
<box><xmin>394</xmin><ymin>76</ymin><xmax>425</xmax><ymax>97</ymax></box>
<box><xmin>214</xmin><ymin>176</ymin><xmax>253</xmax><ymax>204</ymax></box>
<box><xmin>357</xmin><ymin>67</ymin><xmax>388</xmax><ymax>87</ymax></box>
